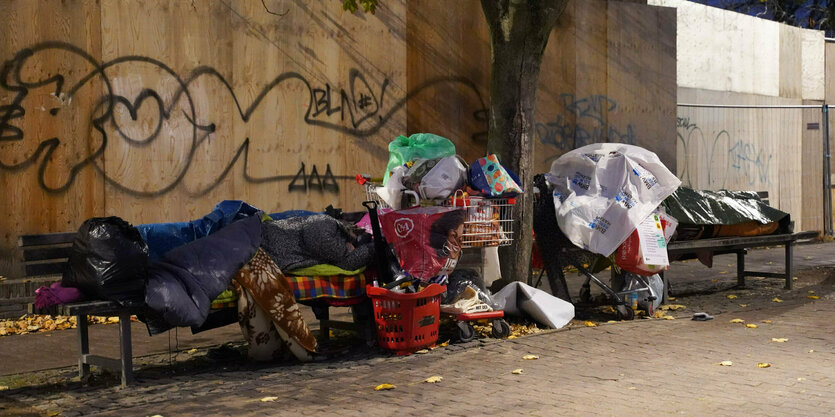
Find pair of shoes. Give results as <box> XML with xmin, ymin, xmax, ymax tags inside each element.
<box><xmin>692</xmin><ymin>312</ymin><xmax>714</xmax><ymax>321</ymax></box>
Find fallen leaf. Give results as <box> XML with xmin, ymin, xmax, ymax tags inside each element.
<box><xmin>797</xmin><ymin>377</ymin><xmax>806</xmax><ymax>381</ymax></box>
<box><xmin>662</xmin><ymin>315</ymin><xmax>675</xmax><ymax>320</ymax></box>
<box><xmin>507</xmin><ymin>335</ymin><xmax>517</xmax><ymax>339</ymax></box>
<box><xmin>719</xmin><ymin>271</ymin><xmax>728</xmax><ymax>274</ymax></box>
<box><xmin>584</xmin><ymin>321</ymin><xmax>597</xmax><ymax>327</ymax></box>
<box><xmin>628</xmin><ymin>386</ymin><xmax>637</xmax><ymax>390</ymax></box>
<box><xmin>187</xmin><ymin>348</ymin><xmax>198</xmax><ymax>354</ymax></box>
<box><xmin>712</xmin><ymin>279</ymin><xmax>719</xmax><ymax>283</ymax></box>
<box><xmin>260</xmin><ymin>396</ymin><xmax>278</xmax><ymax>402</ymax></box>
<box><xmin>767</xmin><ymin>261</ymin><xmax>774</xmax><ymax>265</ymax></box>
<box><xmin>47</xmin><ymin>412</ymin><xmax>60</xmax><ymax>417</ymax></box>
<box><xmin>772</xmin><ymin>297</ymin><xmax>783</xmax><ymax>303</ymax></box>
<box><xmin>415</xmin><ymin>349</ymin><xmax>429</xmax><ymax>354</ymax></box>
<box><xmin>757</xmin><ymin>363</ymin><xmax>771</xmax><ymax>368</ymax></box>
<box><xmin>607</xmin><ymin>320</ymin><xmax>618</xmax><ymax>323</ymax></box>
<box><xmin>523</xmin><ymin>355</ymin><xmax>539</xmax><ymax>360</ymax></box>
<box><xmin>761</xmin><ymin>320</ymin><xmax>772</xmax><ymax>324</ymax></box>
<box><xmin>727</xmin><ymin>295</ymin><xmax>738</xmax><ymax>300</ymax></box>
<box><xmin>438</xmin><ymin>340</ymin><xmax>449</xmax><ymax>347</ymax></box>
<box><xmin>807</xmin><ymin>295</ymin><xmax>819</xmax><ymax>300</ymax></box>
<box><xmin>667</xmin><ymin>297</ymin><xmax>676</xmax><ymax>301</ymax></box>
<box><xmin>809</xmin><ymin>349</ymin><xmax>814</xmax><ymax>353</ymax></box>
<box><xmin>729</xmin><ymin>319</ymin><xmax>745</xmax><ymax>323</ymax></box>
<box><xmin>600</xmin><ymin>306</ymin><xmax>615</xmax><ymax>313</ymax></box>
<box><xmin>745</xmin><ymin>324</ymin><xmax>758</xmax><ymax>329</ymax></box>
<box><xmin>808</xmin><ymin>290</ymin><xmax>816</xmax><ymax>294</ymax></box>
<box><xmin>659</xmin><ymin>304</ymin><xmax>686</xmax><ymax>311</ymax></box>
<box><xmin>424</xmin><ymin>376</ymin><xmax>443</xmax><ymax>383</ymax></box>
<box><xmin>719</xmin><ymin>361</ymin><xmax>733</xmax><ymax>366</ymax></box>
<box><xmin>374</xmin><ymin>384</ymin><xmax>396</xmax><ymax>391</ymax></box>
<box><xmin>0</xmin><ymin>385</ymin><xmax>8</xmax><ymax>390</ymax></box>
<box><xmin>738</xmin><ymin>304</ymin><xmax>748</xmax><ymax>307</ymax></box>
<box><xmin>511</xmin><ymin>369</ymin><xmax>524</xmax><ymax>374</ymax></box>
<box><xmin>771</xmin><ymin>338</ymin><xmax>788</xmax><ymax>343</ymax></box>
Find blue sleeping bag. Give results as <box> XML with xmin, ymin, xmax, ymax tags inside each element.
<box><xmin>144</xmin><ymin>215</ymin><xmax>262</xmax><ymax>327</ymax></box>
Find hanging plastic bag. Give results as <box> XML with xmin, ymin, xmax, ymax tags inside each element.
<box><xmin>614</xmin><ymin>272</ymin><xmax>664</xmax><ymax>315</ymax></box>
<box><xmin>62</xmin><ymin>217</ymin><xmax>149</xmax><ymax>305</ymax></box>
<box><xmin>469</xmin><ymin>154</ymin><xmax>523</xmax><ymax>197</ymax></box>
<box><xmin>376</xmin><ymin>165</ymin><xmax>409</xmax><ymax>209</ymax></box>
<box><xmin>416</xmin><ymin>156</ymin><xmax>468</xmax><ymax>200</ymax></box>
<box><xmin>382</xmin><ymin>133</ymin><xmax>456</xmax><ymax>185</ymax></box>
<box><xmin>615</xmin><ymin>208</ymin><xmax>678</xmax><ymax>276</ymax></box>
<box><xmin>545</xmin><ymin>143</ymin><xmax>680</xmax><ymax>256</ymax></box>
<box><xmin>380</xmin><ymin>206</ymin><xmax>466</xmax><ymax>281</ymax></box>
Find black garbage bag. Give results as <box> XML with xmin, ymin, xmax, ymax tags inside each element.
<box><xmin>62</xmin><ymin>217</ymin><xmax>149</xmax><ymax>305</ymax></box>
<box><xmin>144</xmin><ymin>215</ymin><xmax>262</xmax><ymax>330</ymax></box>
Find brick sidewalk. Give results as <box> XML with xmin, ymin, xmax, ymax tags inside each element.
<box><xmin>2</xmin><ymin>286</ymin><xmax>832</xmax><ymax>416</ymax></box>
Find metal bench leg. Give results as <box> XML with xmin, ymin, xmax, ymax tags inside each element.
<box><xmin>118</xmin><ymin>312</ymin><xmax>134</xmax><ymax>386</ymax></box>
<box><xmin>736</xmin><ymin>250</ymin><xmax>746</xmax><ymax>288</ymax></box>
<box><xmin>785</xmin><ymin>242</ymin><xmax>794</xmax><ymax>290</ymax></box>
<box><xmin>77</xmin><ymin>314</ymin><xmax>90</xmax><ymax>381</ymax></box>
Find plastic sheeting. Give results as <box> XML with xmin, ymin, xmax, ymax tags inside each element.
<box><xmin>661</xmin><ymin>186</ymin><xmax>788</xmax><ymax>226</ymax></box>
<box><xmin>136</xmin><ymin>200</ymin><xmax>261</xmax><ymax>261</ymax></box>
<box><xmin>545</xmin><ymin>143</ymin><xmax>680</xmax><ymax>256</ymax></box>
<box><xmin>144</xmin><ymin>215</ymin><xmax>262</xmax><ymax>329</ymax></box>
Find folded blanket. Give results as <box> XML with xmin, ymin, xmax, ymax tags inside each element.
<box><xmin>285</xmin><ymin>273</ymin><xmax>367</xmax><ymax>301</ymax></box>
<box><xmin>34</xmin><ymin>282</ymin><xmax>85</xmax><ymax>309</ymax></box>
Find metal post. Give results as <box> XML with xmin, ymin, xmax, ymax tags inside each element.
<box><xmin>823</xmin><ymin>105</ymin><xmax>833</xmax><ymax>236</ymax></box>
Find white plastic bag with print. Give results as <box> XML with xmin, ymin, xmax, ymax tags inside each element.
<box><xmin>545</xmin><ymin>143</ymin><xmax>680</xmax><ymax>256</ymax></box>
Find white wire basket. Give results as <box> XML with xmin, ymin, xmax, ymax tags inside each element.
<box><xmin>361</xmin><ymin>182</ymin><xmax>516</xmax><ymax>248</ymax></box>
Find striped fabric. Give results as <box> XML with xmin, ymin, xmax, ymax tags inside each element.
<box><xmin>285</xmin><ymin>273</ymin><xmax>367</xmax><ymax>301</ymax></box>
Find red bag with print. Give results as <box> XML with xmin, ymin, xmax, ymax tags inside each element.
<box><xmin>380</xmin><ymin>206</ymin><xmax>466</xmax><ymax>281</ymax></box>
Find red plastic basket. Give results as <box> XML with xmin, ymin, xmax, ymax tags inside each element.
<box><xmin>365</xmin><ymin>284</ymin><xmax>446</xmax><ymax>355</ymax></box>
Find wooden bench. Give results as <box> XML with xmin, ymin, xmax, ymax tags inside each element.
<box><xmin>20</xmin><ymin>231</ymin><xmax>374</xmax><ymax>385</ymax></box>
<box><xmin>20</xmin><ymin>232</ymin><xmax>140</xmax><ymax>386</ymax></box>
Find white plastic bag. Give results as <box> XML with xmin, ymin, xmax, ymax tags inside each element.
<box><xmin>376</xmin><ymin>165</ymin><xmax>408</xmax><ymax>209</ymax></box>
<box><xmin>494</xmin><ymin>282</ymin><xmax>574</xmax><ymax>329</ymax></box>
<box><xmin>418</xmin><ymin>155</ymin><xmax>467</xmax><ymax>200</ymax></box>
<box><xmin>545</xmin><ymin>143</ymin><xmax>680</xmax><ymax>256</ymax></box>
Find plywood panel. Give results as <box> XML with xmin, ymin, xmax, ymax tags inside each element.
<box><xmin>801</xmin><ymin>100</ymin><xmax>824</xmax><ymax>233</ymax></box>
<box><xmin>0</xmin><ymin>0</ymin><xmax>104</xmax><ymax>277</ymax></box>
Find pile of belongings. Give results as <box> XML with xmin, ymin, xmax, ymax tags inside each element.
<box><xmin>51</xmin><ymin>201</ymin><xmax>378</xmax><ymax>362</ymax></box>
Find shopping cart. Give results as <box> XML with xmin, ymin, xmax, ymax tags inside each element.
<box><xmin>358</xmin><ymin>178</ymin><xmax>516</xmax><ymax>249</ymax></box>
<box><xmin>531</xmin><ymin>174</ymin><xmax>648</xmax><ymax>320</ymax></box>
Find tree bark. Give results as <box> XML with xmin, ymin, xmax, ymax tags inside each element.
<box><xmin>480</xmin><ymin>0</ymin><xmax>567</xmax><ymax>284</ymax></box>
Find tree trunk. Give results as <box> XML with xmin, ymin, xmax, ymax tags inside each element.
<box><xmin>480</xmin><ymin>0</ymin><xmax>567</xmax><ymax>284</ymax></box>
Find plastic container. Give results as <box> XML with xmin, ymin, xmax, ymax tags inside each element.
<box><xmin>366</xmin><ymin>284</ymin><xmax>446</xmax><ymax>355</ymax></box>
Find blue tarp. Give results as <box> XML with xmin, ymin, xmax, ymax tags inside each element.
<box><xmin>136</xmin><ymin>200</ymin><xmax>261</xmax><ymax>261</ymax></box>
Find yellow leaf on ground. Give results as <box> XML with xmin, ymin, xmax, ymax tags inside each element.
<box><xmin>761</xmin><ymin>320</ymin><xmax>773</xmax><ymax>324</ymax></box>
<box><xmin>807</xmin><ymin>295</ymin><xmax>819</xmax><ymax>300</ymax></box>
<box><xmin>507</xmin><ymin>335</ymin><xmax>517</xmax><ymax>339</ymax></box>
<box><xmin>260</xmin><ymin>396</ymin><xmax>278</xmax><ymax>402</ymax></box>
<box><xmin>584</xmin><ymin>321</ymin><xmax>597</xmax><ymax>327</ymax></box>
<box><xmin>757</xmin><ymin>363</ymin><xmax>771</xmax><ymax>368</ymax></box>
<box><xmin>809</xmin><ymin>349</ymin><xmax>815</xmax><ymax>353</ymax></box>
<box><xmin>727</xmin><ymin>295</ymin><xmax>738</xmax><ymax>300</ymax></box>
<box><xmin>187</xmin><ymin>348</ymin><xmax>198</xmax><ymax>354</ymax></box>
<box><xmin>738</xmin><ymin>304</ymin><xmax>748</xmax><ymax>307</ymax></box>
<box><xmin>719</xmin><ymin>361</ymin><xmax>733</xmax><ymax>366</ymax></box>
<box><xmin>771</xmin><ymin>338</ymin><xmax>788</xmax><ymax>343</ymax></box>
<box><xmin>772</xmin><ymin>297</ymin><xmax>783</xmax><ymax>303</ymax></box>
<box><xmin>662</xmin><ymin>315</ymin><xmax>675</xmax><ymax>320</ymax></box>
<box><xmin>659</xmin><ymin>304</ymin><xmax>686</xmax><ymax>311</ymax></box>
<box><xmin>415</xmin><ymin>349</ymin><xmax>429</xmax><ymax>354</ymax></box>
<box><xmin>712</xmin><ymin>279</ymin><xmax>719</xmax><ymax>283</ymax></box>
<box><xmin>719</xmin><ymin>271</ymin><xmax>728</xmax><ymax>274</ymax></box>
<box><xmin>424</xmin><ymin>376</ymin><xmax>443</xmax><ymax>383</ymax></box>
<box><xmin>808</xmin><ymin>290</ymin><xmax>815</xmax><ymax>294</ymax></box>
<box><xmin>511</xmin><ymin>369</ymin><xmax>524</xmax><ymax>374</ymax></box>
<box><xmin>0</xmin><ymin>385</ymin><xmax>8</xmax><ymax>390</ymax></box>
<box><xmin>523</xmin><ymin>355</ymin><xmax>539</xmax><ymax>360</ymax></box>
<box><xmin>745</xmin><ymin>324</ymin><xmax>758</xmax><ymax>329</ymax></box>
<box><xmin>439</xmin><ymin>340</ymin><xmax>449</xmax><ymax>347</ymax></box>
<box><xmin>729</xmin><ymin>319</ymin><xmax>745</xmax><ymax>323</ymax></box>
<box><xmin>668</xmin><ymin>297</ymin><xmax>676</xmax><ymax>301</ymax></box>
<box><xmin>628</xmin><ymin>386</ymin><xmax>637</xmax><ymax>390</ymax></box>
<box><xmin>374</xmin><ymin>384</ymin><xmax>396</xmax><ymax>391</ymax></box>
<box><xmin>600</xmin><ymin>306</ymin><xmax>615</xmax><ymax>313</ymax></box>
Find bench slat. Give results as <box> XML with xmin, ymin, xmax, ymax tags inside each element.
<box><xmin>22</xmin><ymin>246</ymin><xmax>73</xmax><ymax>262</ymax></box>
<box><xmin>668</xmin><ymin>232</ymin><xmax>815</xmax><ymax>254</ymax></box>
<box><xmin>18</xmin><ymin>233</ymin><xmax>76</xmax><ymax>247</ymax></box>
<box><xmin>24</xmin><ymin>262</ymin><xmax>68</xmax><ymax>277</ymax></box>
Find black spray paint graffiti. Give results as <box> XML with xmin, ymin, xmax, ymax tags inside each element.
<box><xmin>536</xmin><ymin>94</ymin><xmax>637</xmax><ymax>158</ymax></box>
<box><xmin>0</xmin><ymin>41</ymin><xmax>487</xmax><ymax>197</ymax></box>
<box><xmin>676</xmin><ymin>116</ymin><xmax>772</xmax><ymax>188</ymax></box>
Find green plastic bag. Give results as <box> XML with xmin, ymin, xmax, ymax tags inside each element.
<box><xmin>382</xmin><ymin>133</ymin><xmax>456</xmax><ymax>185</ymax></box>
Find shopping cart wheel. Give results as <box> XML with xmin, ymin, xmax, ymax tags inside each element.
<box><xmin>615</xmin><ymin>304</ymin><xmax>635</xmax><ymax>321</ymax></box>
<box><xmin>491</xmin><ymin>319</ymin><xmax>511</xmax><ymax>339</ymax></box>
<box><xmin>457</xmin><ymin>321</ymin><xmax>476</xmax><ymax>342</ymax></box>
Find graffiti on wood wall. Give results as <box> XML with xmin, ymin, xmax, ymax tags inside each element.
<box><xmin>536</xmin><ymin>93</ymin><xmax>637</xmax><ymax>160</ymax></box>
<box><xmin>0</xmin><ymin>42</ymin><xmax>486</xmax><ymax>197</ymax></box>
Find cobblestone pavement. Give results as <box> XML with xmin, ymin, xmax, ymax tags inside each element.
<box><xmin>1</xmin><ymin>243</ymin><xmax>833</xmax><ymax>416</ymax></box>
